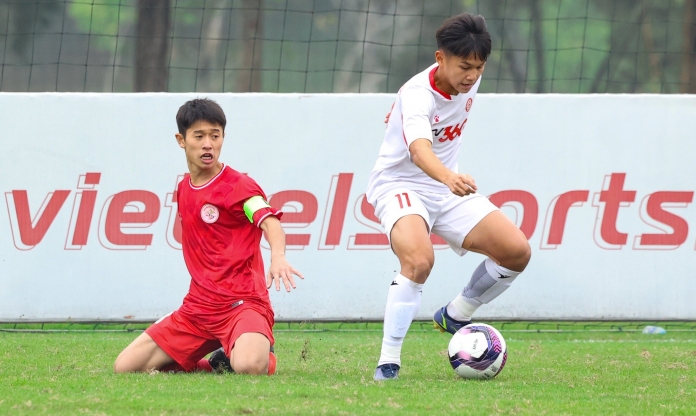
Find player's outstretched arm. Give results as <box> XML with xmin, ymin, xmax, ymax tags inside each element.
<box><xmin>410</xmin><ymin>138</ymin><xmax>477</xmax><ymax>197</ymax></box>
<box><xmin>260</xmin><ymin>216</ymin><xmax>304</xmax><ymax>292</ymax></box>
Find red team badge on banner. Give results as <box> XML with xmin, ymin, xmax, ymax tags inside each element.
<box><xmin>201</xmin><ymin>204</ymin><xmax>219</xmax><ymax>223</ymax></box>
<box><xmin>466</xmin><ymin>98</ymin><xmax>473</xmax><ymax>112</ymax></box>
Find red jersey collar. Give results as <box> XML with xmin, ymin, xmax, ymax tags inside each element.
<box><xmin>429</xmin><ymin>66</ymin><xmax>452</xmax><ymax>100</ymax></box>
<box><xmin>189</xmin><ymin>164</ymin><xmax>226</xmax><ymax>190</ymax></box>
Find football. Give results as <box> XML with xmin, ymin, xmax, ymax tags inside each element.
<box><xmin>447</xmin><ymin>323</ymin><xmax>507</xmax><ymax>379</ymax></box>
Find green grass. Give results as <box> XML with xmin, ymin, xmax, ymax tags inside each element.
<box><xmin>0</xmin><ymin>322</ymin><xmax>695</xmax><ymax>415</ymax></box>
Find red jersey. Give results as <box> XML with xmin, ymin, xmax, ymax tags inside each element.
<box><xmin>176</xmin><ymin>165</ymin><xmax>281</xmax><ymax>318</ymax></box>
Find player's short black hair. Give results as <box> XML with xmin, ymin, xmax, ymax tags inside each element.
<box><xmin>176</xmin><ymin>98</ymin><xmax>227</xmax><ymax>137</ymax></box>
<box><xmin>436</xmin><ymin>13</ymin><xmax>491</xmax><ymax>61</ymax></box>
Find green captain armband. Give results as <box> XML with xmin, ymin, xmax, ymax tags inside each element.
<box><xmin>243</xmin><ymin>196</ymin><xmax>271</xmax><ymax>223</ymax></box>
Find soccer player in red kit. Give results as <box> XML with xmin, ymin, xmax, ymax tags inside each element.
<box><xmin>114</xmin><ymin>98</ymin><xmax>302</xmax><ymax>375</ymax></box>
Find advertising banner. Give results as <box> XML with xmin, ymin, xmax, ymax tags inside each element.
<box><xmin>1</xmin><ymin>93</ymin><xmax>694</xmax><ymax>321</ymax></box>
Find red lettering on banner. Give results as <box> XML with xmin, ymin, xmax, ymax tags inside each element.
<box><xmin>593</xmin><ymin>173</ymin><xmax>636</xmax><ymax>249</ymax></box>
<box><xmin>69</xmin><ymin>190</ymin><xmax>97</xmax><ymax>247</ymax></box>
<box><xmin>83</xmin><ymin>173</ymin><xmax>101</xmax><ymax>186</ymax></box>
<box><xmin>319</xmin><ymin>173</ymin><xmax>353</xmax><ymax>249</ymax></box>
<box><xmin>100</xmin><ymin>190</ymin><xmax>160</xmax><ymax>249</ymax></box>
<box><xmin>634</xmin><ymin>191</ymin><xmax>694</xmax><ymax>249</ymax></box>
<box><xmin>3</xmin><ymin>171</ymin><xmax>696</xmax><ymax>252</ymax></box>
<box><xmin>489</xmin><ymin>190</ymin><xmax>538</xmax><ymax>239</ymax></box>
<box><xmin>540</xmin><ymin>190</ymin><xmax>590</xmax><ymax>249</ymax></box>
<box><xmin>6</xmin><ymin>190</ymin><xmax>70</xmax><ymax>249</ymax></box>
<box><xmin>350</xmin><ymin>195</ymin><xmax>389</xmax><ymax>248</ymax></box>
<box><xmin>65</xmin><ymin>173</ymin><xmax>102</xmax><ymax>249</ymax></box>
<box><xmin>269</xmin><ymin>190</ymin><xmax>318</xmax><ymax>249</ymax></box>
<box><xmin>430</xmin><ymin>234</ymin><xmax>448</xmax><ymax>246</ymax></box>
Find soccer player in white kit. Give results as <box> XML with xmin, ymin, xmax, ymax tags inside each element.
<box><xmin>366</xmin><ymin>13</ymin><xmax>531</xmax><ymax>380</ymax></box>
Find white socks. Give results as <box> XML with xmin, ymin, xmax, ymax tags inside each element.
<box><xmin>446</xmin><ymin>258</ymin><xmax>520</xmax><ymax>322</ymax></box>
<box><xmin>378</xmin><ymin>274</ymin><xmax>423</xmax><ymax>366</ymax></box>
<box><xmin>446</xmin><ymin>294</ymin><xmax>480</xmax><ymax>322</ymax></box>
<box><xmin>378</xmin><ymin>259</ymin><xmax>521</xmax><ymax>366</ymax></box>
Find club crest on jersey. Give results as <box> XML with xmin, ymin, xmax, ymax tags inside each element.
<box><xmin>201</xmin><ymin>204</ymin><xmax>219</xmax><ymax>224</ymax></box>
<box><xmin>434</xmin><ymin>115</ymin><xmax>440</xmax><ymax>123</ymax></box>
<box><xmin>466</xmin><ymin>98</ymin><xmax>473</xmax><ymax>112</ymax></box>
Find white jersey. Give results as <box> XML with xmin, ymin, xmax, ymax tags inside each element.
<box><xmin>366</xmin><ymin>63</ymin><xmax>481</xmax><ymax>204</ymax></box>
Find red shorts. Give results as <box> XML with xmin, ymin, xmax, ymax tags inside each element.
<box><xmin>145</xmin><ymin>304</ymin><xmax>274</xmax><ymax>371</ymax></box>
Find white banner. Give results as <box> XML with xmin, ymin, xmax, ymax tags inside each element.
<box><xmin>1</xmin><ymin>93</ymin><xmax>695</xmax><ymax>321</ymax></box>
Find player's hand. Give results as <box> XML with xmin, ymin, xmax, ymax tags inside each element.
<box><xmin>444</xmin><ymin>172</ymin><xmax>477</xmax><ymax>197</ymax></box>
<box><xmin>266</xmin><ymin>255</ymin><xmax>304</xmax><ymax>292</ymax></box>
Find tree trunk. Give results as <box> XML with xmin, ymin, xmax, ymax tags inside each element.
<box><xmin>681</xmin><ymin>0</ymin><xmax>696</xmax><ymax>93</ymax></box>
<box><xmin>235</xmin><ymin>0</ymin><xmax>263</xmax><ymax>92</ymax></box>
<box><xmin>530</xmin><ymin>0</ymin><xmax>545</xmax><ymax>93</ymax></box>
<box><xmin>135</xmin><ymin>0</ymin><xmax>170</xmax><ymax>92</ymax></box>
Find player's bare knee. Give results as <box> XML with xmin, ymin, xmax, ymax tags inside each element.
<box><xmin>411</xmin><ymin>257</ymin><xmax>433</xmax><ymax>278</ymax></box>
<box><xmin>234</xmin><ymin>356</ymin><xmax>268</xmax><ymax>375</ymax></box>
<box><xmin>113</xmin><ymin>359</ymin><xmax>123</xmax><ymax>374</ymax></box>
<box><xmin>113</xmin><ymin>354</ymin><xmax>132</xmax><ymax>374</ymax></box>
<box><xmin>501</xmin><ymin>239</ymin><xmax>531</xmax><ymax>272</ymax></box>
<box><xmin>401</xmin><ymin>253</ymin><xmax>434</xmax><ymax>282</ymax></box>
<box><xmin>516</xmin><ymin>240</ymin><xmax>532</xmax><ymax>270</ymax></box>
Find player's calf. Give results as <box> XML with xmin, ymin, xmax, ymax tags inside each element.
<box><xmin>113</xmin><ymin>332</ymin><xmax>174</xmax><ymax>373</ymax></box>
<box><xmin>437</xmin><ymin>257</ymin><xmax>524</xmax><ymax>331</ymax></box>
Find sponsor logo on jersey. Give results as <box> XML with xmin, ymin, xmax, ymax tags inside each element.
<box><xmin>434</xmin><ymin>119</ymin><xmax>468</xmax><ymax>142</ymax></box>
<box><xmin>466</xmin><ymin>98</ymin><xmax>473</xmax><ymax>112</ymax></box>
<box><xmin>201</xmin><ymin>204</ymin><xmax>219</xmax><ymax>224</ymax></box>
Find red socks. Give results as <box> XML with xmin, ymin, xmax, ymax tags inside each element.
<box><xmin>196</xmin><ymin>358</ymin><xmax>213</xmax><ymax>372</ymax></box>
<box><xmin>159</xmin><ymin>362</ymin><xmax>187</xmax><ymax>373</ymax></box>
<box><xmin>159</xmin><ymin>359</ymin><xmax>212</xmax><ymax>373</ymax></box>
<box><xmin>268</xmin><ymin>352</ymin><xmax>276</xmax><ymax>375</ymax></box>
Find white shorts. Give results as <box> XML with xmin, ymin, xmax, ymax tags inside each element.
<box><xmin>372</xmin><ymin>188</ymin><xmax>498</xmax><ymax>256</ymax></box>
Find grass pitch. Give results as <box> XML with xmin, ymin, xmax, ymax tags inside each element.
<box><xmin>1</xmin><ymin>322</ymin><xmax>695</xmax><ymax>415</ymax></box>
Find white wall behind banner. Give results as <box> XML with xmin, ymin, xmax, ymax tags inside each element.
<box><xmin>1</xmin><ymin>93</ymin><xmax>695</xmax><ymax>321</ymax></box>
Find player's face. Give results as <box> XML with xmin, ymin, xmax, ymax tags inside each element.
<box><xmin>436</xmin><ymin>50</ymin><xmax>486</xmax><ymax>95</ymax></box>
<box><xmin>175</xmin><ymin>120</ymin><xmax>224</xmax><ymax>172</ymax></box>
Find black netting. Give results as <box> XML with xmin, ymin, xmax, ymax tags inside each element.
<box><xmin>1</xmin><ymin>0</ymin><xmax>695</xmax><ymax>93</ymax></box>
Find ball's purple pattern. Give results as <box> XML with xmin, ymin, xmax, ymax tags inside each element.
<box><xmin>498</xmin><ymin>351</ymin><xmax>508</xmax><ymax>373</ymax></box>
<box><xmin>449</xmin><ymin>324</ymin><xmax>505</xmax><ymax>373</ymax></box>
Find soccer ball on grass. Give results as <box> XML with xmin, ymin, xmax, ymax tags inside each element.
<box><xmin>447</xmin><ymin>323</ymin><xmax>507</xmax><ymax>379</ymax></box>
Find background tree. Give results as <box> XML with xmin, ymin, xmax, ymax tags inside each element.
<box><xmin>682</xmin><ymin>0</ymin><xmax>696</xmax><ymax>93</ymax></box>
<box><xmin>135</xmin><ymin>0</ymin><xmax>170</xmax><ymax>92</ymax></box>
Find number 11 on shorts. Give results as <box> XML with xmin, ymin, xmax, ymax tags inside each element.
<box><xmin>396</xmin><ymin>192</ymin><xmax>411</xmax><ymax>209</ymax></box>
